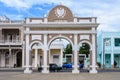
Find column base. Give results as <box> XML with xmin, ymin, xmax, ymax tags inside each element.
<box><xmin>24</xmin><ymin>68</ymin><xmax>32</xmax><ymax>74</ymax></box>
<box><xmin>42</xmin><ymin>65</ymin><xmax>49</xmax><ymax>74</ymax></box>
<box><xmin>42</xmin><ymin>69</ymin><xmax>49</xmax><ymax>74</ymax></box>
<box><xmin>89</xmin><ymin>69</ymin><xmax>97</xmax><ymax>74</ymax></box>
<box><xmin>72</xmin><ymin>69</ymin><xmax>79</xmax><ymax>74</ymax></box>
<box><xmin>111</xmin><ymin>65</ymin><xmax>114</xmax><ymax>68</ymax></box>
<box><xmin>89</xmin><ymin>65</ymin><xmax>98</xmax><ymax>74</ymax></box>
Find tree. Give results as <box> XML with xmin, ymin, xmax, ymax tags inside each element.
<box><xmin>64</xmin><ymin>44</ymin><xmax>72</xmax><ymax>54</ymax></box>
<box><xmin>79</xmin><ymin>43</ymin><xmax>90</xmax><ymax>58</ymax></box>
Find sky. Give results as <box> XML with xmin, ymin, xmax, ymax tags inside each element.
<box><xmin>0</xmin><ymin>0</ymin><xmax>120</xmax><ymax>32</ymax></box>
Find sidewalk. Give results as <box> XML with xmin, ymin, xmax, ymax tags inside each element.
<box><xmin>0</xmin><ymin>72</ymin><xmax>120</xmax><ymax>80</ymax></box>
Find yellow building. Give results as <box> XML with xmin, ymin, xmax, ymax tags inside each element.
<box><xmin>0</xmin><ymin>5</ymin><xmax>99</xmax><ymax>74</ymax></box>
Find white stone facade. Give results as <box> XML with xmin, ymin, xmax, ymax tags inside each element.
<box><xmin>0</xmin><ymin>5</ymin><xmax>99</xmax><ymax>74</ymax></box>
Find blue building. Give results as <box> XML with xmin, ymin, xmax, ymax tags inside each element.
<box><xmin>97</xmin><ymin>32</ymin><xmax>120</xmax><ymax>68</ymax></box>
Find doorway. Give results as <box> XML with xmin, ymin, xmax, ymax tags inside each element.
<box><xmin>53</xmin><ymin>55</ymin><xmax>59</xmax><ymax>65</ymax></box>
<box><xmin>105</xmin><ymin>54</ymin><xmax>111</xmax><ymax>68</ymax></box>
<box><xmin>114</xmin><ymin>55</ymin><xmax>119</xmax><ymax>68</ymax></box>
<box><xmin>65</xmin><ymin>54</ymin><xmax>72</xmax><ymax>63</ymax></box>
<box><xmin>16</xmin><ymin>52</ymin><xmax>22</xmax><ymax>67</ymax></box>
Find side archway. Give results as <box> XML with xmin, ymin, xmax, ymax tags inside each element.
<box><xmin>78</xmin><ymin>40</ymin><xmax>92</xmax><ymax>50</ymax></box>
<box><xmin>29</xmin><ymin>40</ymin><xmax>44</xmax><ymax>68</ymax></box>
<box><xmin>78</xmin><ymin>40</ymin><xmax>92</xmax><ymax>69</ymax></box>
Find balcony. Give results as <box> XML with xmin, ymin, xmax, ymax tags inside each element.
<box><xmin>0</xmin><ymin>40</ymin><xmax>22</xmax><ymax>45</ymax></box>
<box><xmin>0</xmin><ymin>20</ymin><xmax>24</xmax><ymax>24</ymax></box>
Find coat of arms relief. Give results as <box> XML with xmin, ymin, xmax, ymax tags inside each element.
<box><xmin>55</xmin><ymin>7</ymin><xmax>66</xmax><ymax>18</ymax></box>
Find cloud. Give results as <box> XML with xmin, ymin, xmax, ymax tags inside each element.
<box><xmin>6</xmin><ymin>14</ymin><xmax>24</xmax><ymax>20</ymax></box>
<box><xmin>0</xmin><ymin>0</ymin><xmax>120</xmax><ymax>31</ymax></box>
<box><xmin>0</xmin><ymin>0</ymin><xmax>29</xmax><ymax>9</ymax></box>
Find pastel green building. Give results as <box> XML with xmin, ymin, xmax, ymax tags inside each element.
<box><xmin>97</xmin><ymin>32</ymin><xmax>120</xmax><ymax>68</ymax></box>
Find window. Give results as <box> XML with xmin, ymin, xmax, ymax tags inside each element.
<box><xmin>65</xmin><ymin>55</ymin><xmax>72</xmax><ymax>63</ymax></box>
<box><xmin>53</xmin><ymin>55</ymin><xmax>59</xmax><ymax>58</ymax></box>
<box><xmin>5</xmin><ymin>52</ymin><xmax>9</xmax><ymax>64</ymax></box>
<box><xmin>115</xmin><ymin>38</ymin><xmax>120</xmax><ymax>46</ymax></box>
<box><xmin>104</xmin><ymin>38</ymin><xmax>111</xmax><ymax>46</ymax></box>
<box><xmin>16</xmin><ymin>34</ymin><xmax>19</xmax><ymax>42</ymax></box>
<box><xmin>7</xmin><ymin>34</ymin><xmax>13</xmax><ymax>42</ymax></box>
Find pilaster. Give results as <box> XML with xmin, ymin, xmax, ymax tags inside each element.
<box><xmin>24</xmin><ymin>27</ymin><xmax>32</xmax><ymax>74</ymax></box>
<box><xmin>42</xmin><ymin>34</ymin><xmax>49</xmax><ymax>73</ymax></box>
<box><xmin>22</xmin><ymin>41</ymin><xmax>25</xmax><ymax>68</ymax></box>
<box><xmin>72</xmin><ymin>34</ymin><xmax>79</xmax><ymax>74</ymax></box>
<box><xmin>89</xmin><ymin>33</ymin><xmax>98</xmax><ymax>74</ymax></box>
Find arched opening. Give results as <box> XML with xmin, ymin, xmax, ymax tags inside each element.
<box><xmin>16</xmin><ymin>52</ymin><xmax>22</xmax><ymax>67</ymax></box>
<box><xmin>5</xmin><ymin>52</ymin><xmax>9</xmax><ymax>67</ymax></box>
<box><xmin>48</xmin><ymin>37</ymin><xmax>73</xmax><ymax>68</ymax></box>
<box><xmin>78</xmin><ymin>42</ymin><xmax>91</xmax><ymax>69</ymax></box>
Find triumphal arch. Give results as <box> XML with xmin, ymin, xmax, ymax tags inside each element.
<box><xmin>24</xmin><ymin>5</ymin><xmax>99</xmax><ymax>74</ymax></box>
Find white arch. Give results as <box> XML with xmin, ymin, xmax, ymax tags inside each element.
<box><xmin>78</xmin><ymin>40</ymin><xmax>92</xmax><ymax>50</ymax></box>
<box><xmin>29</xmin><ymin>40</ymin><xmax>43</xmax><ymax>50</ymax></box>
<box><xmin>15</xmin><ymin>50</ymin><xmax>22</xmax><ymax>56</ymax></box>
<box><xmin>48</xmin><ymin>35</ymin><xmax>74</xmax><ymax>49</ymax></box>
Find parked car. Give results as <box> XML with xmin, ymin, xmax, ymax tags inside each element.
<box><xmin>62</xmin><ymin>63</ymin><xmax>72</xmax><ymax>69</ymax></box>
<box><xmin>49</xmin><ymin>63</ymin><xmax>62</xmax><ymax>72</ymax></box>
<box><xmin>38</xmin><ymin>67</ymin><xmax>42</xmax><ymax>72</ymax></box>
<box><xmin>79</xmin><ymin>63</ymin><xmax>84</xmax><ymax>69</ymax></box>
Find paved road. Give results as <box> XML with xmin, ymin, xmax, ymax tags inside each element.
<box><xmin>0</xmin><ymin>68</ymin><xmax>120</xmax><ymax>80</ymax></box>
<box><xmin>0</xmin><ymin>68</ymin><xmax>120</xmax><ymax>73</ymax></box>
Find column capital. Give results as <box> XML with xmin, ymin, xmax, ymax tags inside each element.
<box><xmin>74</xmin><ymin>33</ymin><xmax>78</xmax><ymax>35</ymax></box>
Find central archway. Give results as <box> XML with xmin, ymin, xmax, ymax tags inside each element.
<box><xmin>48</xmin><ymin>36</ymin><xmax>73</xmax><ymax>68</ymax></box>
<box><xmin>48</xmin><ymin>36</ymin><xmax>74</xmax><ymax>48</ymax></box>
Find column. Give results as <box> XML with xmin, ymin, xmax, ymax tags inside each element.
<box><xmin>13</xmin><ymin>51</ymin><xmax>16</xmax><ymax>68</ymax></box>
<box><xmin>22</xmin><ymin>41</ymin><xmax>25</xmax><ymax>68</ymax></box>
<box><xmin>49</xmin><ymin>50</ymin><xmax>50</xmax><ymax>65</ymax></box>
<box><xmin>42</xmin><ymin>34</ymin><xmax>49</xmax><ymax>73</ymax></box>
<box><xmin>72</xmin><ymin>34</ymin><xmax>79</xmax><ymax>74</ymax></box>
<box><xmin>60</xmin><ymin>49</ymin><xmax>63</xmax><ymax>66</ymax></box>
<box><xmin>101</xmin><ymin>50</ymin><xmax>104</xmax><ymax>68</ymax></box>
<box><xmin>24</xmin><ymin>28</ymin><xmax>32</xmax><ymax>74</ymax></box>
<box><xmin>1</xmin><ymin>52</ymin><xmax>5</xmax><ymax>67</ymax></box>
<box><xmin>0</xmin><ymin>28</ymin><xmax>2</xmax><ymax>40</ymax></box>
<box><xmin>101</xmin><ymin>38</ymin><xmax>104</xmax><ymax>68</ymax></box>
<box><xmin>12</xmin><ymin>51</ymin><xmax>14</xmax><ymax>67</ymax></box>
<box><xmin>35</xmin><ymin>48</ymin><xmax>38</xmax><ymax>67</ymax></box>
<box><xmin>20</xmin><ymin>28</ymin><xmax>23</xmax><ymax>42</ymax></box>
<box><xmin>9</xmin><ymin>48</ymin><xmax>11</xmax><ymax>68</ymax></box>
<box><xmin>89</xmin><ymin>33</ymin><xmax>98</xmax><ymax>74</ymax></box>
<box><xmin>111</xmin><ymin>38</ymin><xmax>114</xmax><ymax>68</ymax></box>
<box><xmin>111</xmin><ymin>53</ymin><xmax>114</xmax><ymax>68</ymax></box>
<box><xmin>0</xmin><ymin>51</ymin><xmax>1</xmax><ymax>67</ymax></box>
